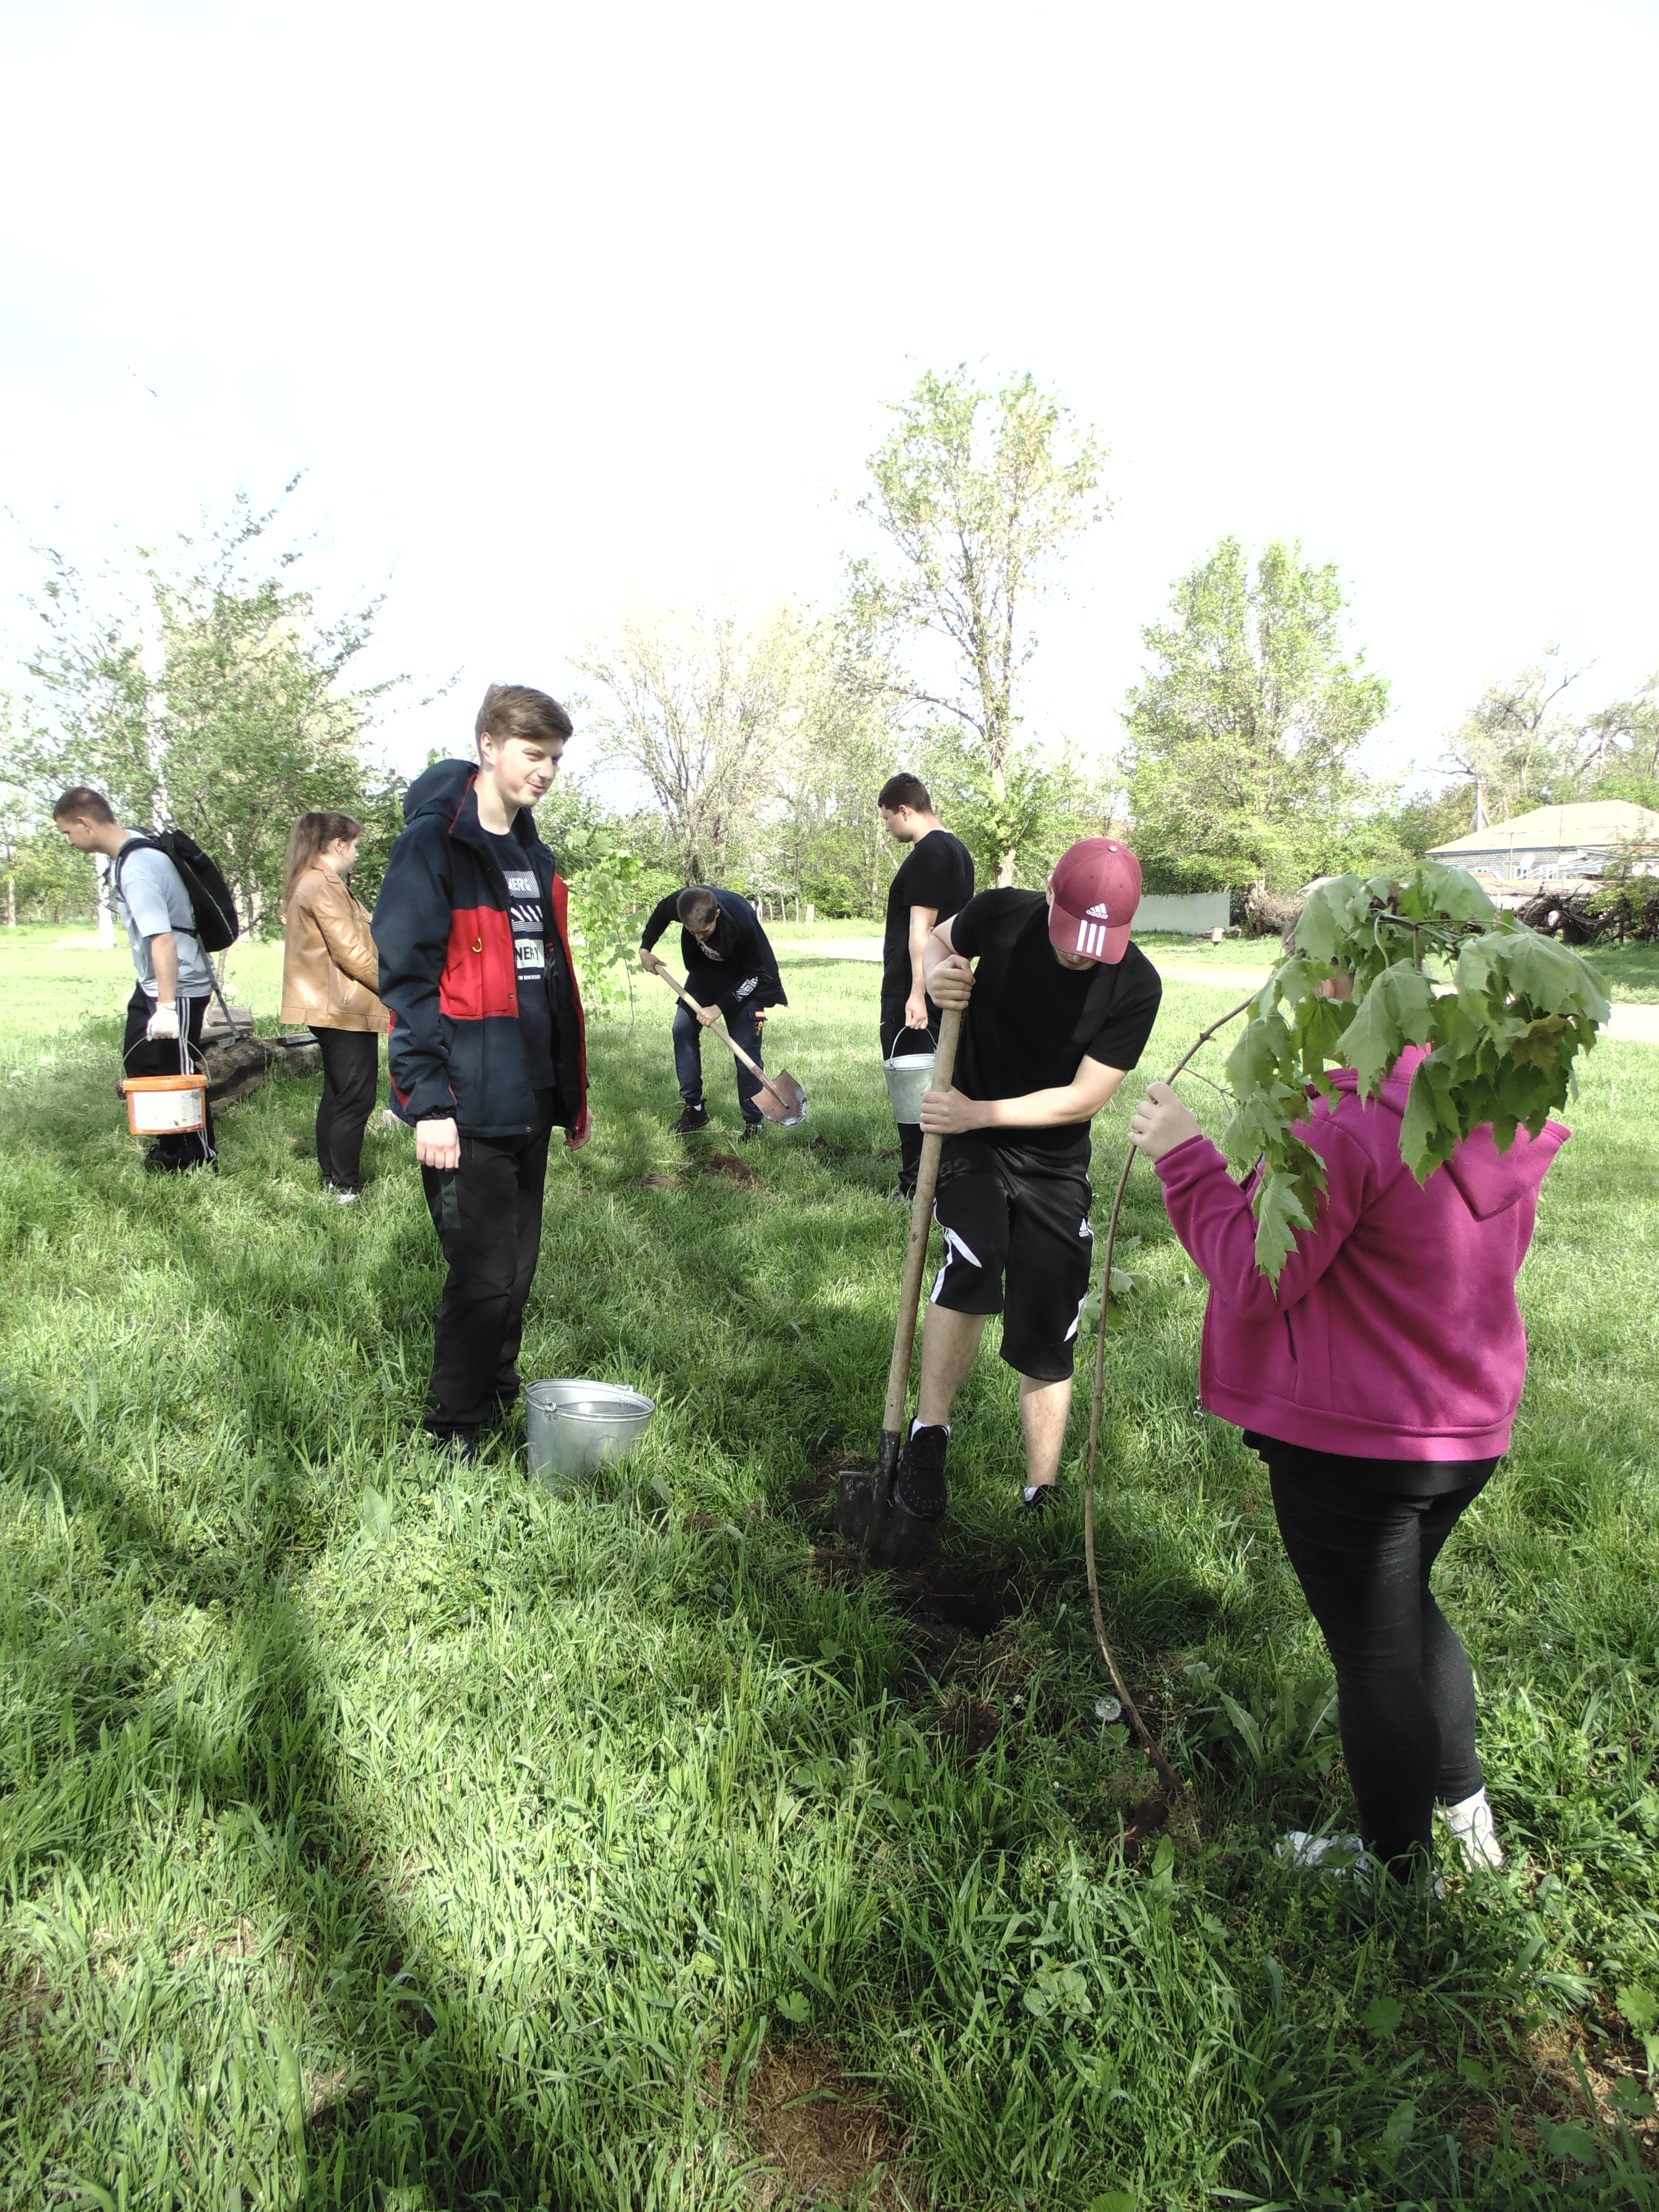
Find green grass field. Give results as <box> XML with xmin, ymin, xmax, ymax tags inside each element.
<box><xmin>1</xmin><ymin>932</ymin><xmax>1657</xmax><ymax>2209</ymax></box>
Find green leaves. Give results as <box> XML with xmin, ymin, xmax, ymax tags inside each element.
<box><xmin>1215</xmin><ymin>863</ymin><xmax>1608</xmax><ymax>1276</ymax></box>
<box><xmin>1360</xmin><ymin>1994</ymin><xmax>1404</xmax><ymax>2039</ymax></box>
<box><xmin>1338</xmin><ymin>962</ymin><xmax>1435</xmax><ymax>1094</ymax></box>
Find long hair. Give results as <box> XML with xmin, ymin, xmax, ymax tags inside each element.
<box><xmin>283</xmin><ymin>811</ymin><xmax>364</xmax><ymax>909</ymax></box>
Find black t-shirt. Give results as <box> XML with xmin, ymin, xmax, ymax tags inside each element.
<box><xmin>948</xmin><ymin>889</ymin><xmax>1163</xmax><ymax>1156</ymax></box>
<box><xmin>486</xmin><ymin>832</ymin><xmax>559</xmax><ymax>1090</ymax></box>
<box><xmin>882</xmin><ymin>830</ymin><xmax>975</xmax><ymax>1009</ymax></box>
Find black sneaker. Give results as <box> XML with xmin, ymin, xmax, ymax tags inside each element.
<box><xmin>895</xmin><ymin>1423</ymin><xmax>949</xmax><ymax>1521</ymax></box>
<box><xmin>671</xmin><ymin>1103</ymin><xmax>710</xmax><ymax>1136</ymax></box>
<box><xmin>428</xmin><ymin>1427</ymin><xmax>480</xmax><ymax>1463</ymax></box>
<box><xmin>740</xmin><ymin>1121</ymin><xmax>762</xmax><ymax>1143</ymax></box>
<box><xmin>1022</xmin><ymin>1483</ymin><xmax>1057</xmax><ymax>1515</ymax></box>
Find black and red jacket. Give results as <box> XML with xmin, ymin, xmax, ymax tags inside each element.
<box><xmin>374</xmin><ymin>759</ymin><xmax>589</xmax><ymax>1142</ymax></box>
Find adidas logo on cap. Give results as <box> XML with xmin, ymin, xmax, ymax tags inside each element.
<box><xmin>1085</xmin><ymin>902</ymin><xmax>1112</xmax><ymax>919</ymax></box>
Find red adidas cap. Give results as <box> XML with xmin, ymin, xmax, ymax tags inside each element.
<box><xmin>1048</xmin><ymin>838</ymin><xmax>1142</xmax><ymax>964</ymax></box>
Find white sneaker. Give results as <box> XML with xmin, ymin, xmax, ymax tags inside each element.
<box><xmin>1277</xmin><ymin>1829</ymin><xmax>1370</xmax><ymax>1883</ymax></box>
<box><xmin>332</xmin><ymin>1188</ymin><xmax>360</xmax><ymax>1206</ymax></box>
<box><xmin>1440</xmin><ymin>1787</ymin><xmax>1504</xmax><ymax>1869</ymax></box>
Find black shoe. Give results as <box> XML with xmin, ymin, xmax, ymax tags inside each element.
<box><xmin>865</xmin><ymin>1444</ymin><xmax>945</xmax><ymax>1569</ymax></box>
<box><xmin>671</xmin><ymin>1103</ymin><xmax>710</xmax><ymax>1136</ymax></box>
<box><xmin>740</xmin><ymin>1121</ymin><xmax>762</xmax><ymax>1143</ymax></box>
<box><xmin>895</xmin><ymin>1424</ymin><xmax>949</xmax><ymax>1520</ymax></box>
<box><xmin>1022</xmin><ymin>1483</ymin><xmax>1057</xmax><ymax>1515</ymax></box>
<box><xmin>428</xmin><ymin>1427</ymin><xmax>480</xmax><ymax>1463</ymax></box>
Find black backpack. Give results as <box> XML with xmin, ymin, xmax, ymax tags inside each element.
<box><xmin>114</xmin><ymin>830</ymin><xmax>241</xmax><ymax>953</ymax></box>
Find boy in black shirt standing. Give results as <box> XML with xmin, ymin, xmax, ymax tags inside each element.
<box><xmin>877</xmin><ymin>772</ymin><xmax>975</xmax><ymax>1197</ymax></box>
<box><xmin>894</xmin><ymin>838</ymin><xmax>1161</xmax><ymax>1537</ymax></box>
<box><xmin>374</xmin><ymin>685</ymin><xmax>589</xmax><ymax>1455</ymax></box>
<box><xmin>638</xmin><ymin>886</ymin><xmax>786</xmax><ymax>1138</ymax></box>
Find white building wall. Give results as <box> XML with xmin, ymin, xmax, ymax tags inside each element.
<box><xmin>1135</xmin><ymin>891</ymin><xmax>1232</xmax><ymax>934</ymax></box>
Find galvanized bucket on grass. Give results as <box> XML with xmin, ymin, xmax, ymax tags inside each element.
<box><xmin>881</xmin><ymin>1052</ymin><xmax>935</xmax><ymax>1125</ymax></box>
<box><xmin>526</xmin><ymin>1379</ymin><xmax>656</xmax><ymax>1491</ymax></box>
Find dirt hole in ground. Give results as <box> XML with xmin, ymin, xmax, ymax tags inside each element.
<box><xmin>744</xmin><ymin>2044</ymin><xmax>906</xmax><ymax>2208</ymax></box>
<box><xmin>896</xmin><ymin>1558</ymin><xmax>1024</xmax><ymax>1636</ymax></box>
<box><xmin>810</xmin><ymin>1135</ymin><xmax>851</xmax><ymax>1161</ymax></box>
<box><xmin>938</xmin><ymin>1691</ymin><xmax>1003</xmax><ymax>1755</ymax></box>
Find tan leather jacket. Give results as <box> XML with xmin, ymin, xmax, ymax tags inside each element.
<box><xmin>280</xmin><ymin>866</ymin><xmax>389</xmax><ymax>1033</ymax></box>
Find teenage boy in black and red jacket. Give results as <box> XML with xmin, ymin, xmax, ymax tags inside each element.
<box><xmin>374</xmin><ymin>684</ymin><xmax>590</xmax><ymax>1454</ymax></box>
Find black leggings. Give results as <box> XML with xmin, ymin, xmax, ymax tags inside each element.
<box><xmin>311</xmin><ymin>1027</ymin><xmax>380</xmax><ymax>1191</ymax></box>
<box><xmin>1256</xmin><ymin>1437</ymin><xmax>1496</xmax><ymax>1871</ymax></box>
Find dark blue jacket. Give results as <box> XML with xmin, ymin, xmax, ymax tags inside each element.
<box><xmin>638</xmin><ymin>886</ymin><xmax>787</xmax><ymax>1011</ymax></box>
<box><xmin>373</xmin><ymin>760</ymin><xmax>589</xmax><ymax>1140</ymax></box>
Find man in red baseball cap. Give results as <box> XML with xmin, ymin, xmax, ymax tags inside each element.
<box><xmin>865</xmin><ymin>837</ymin><xmax>1163</xmax><ymax>1558</ymax></box>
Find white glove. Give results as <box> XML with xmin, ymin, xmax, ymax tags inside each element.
<box><xmin>145</xmin><ymin>1001</ymin><xmax>180</xmax><ymax>1042</ymax></box>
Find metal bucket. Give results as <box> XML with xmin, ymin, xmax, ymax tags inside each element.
<box><xmin>881</xmin><ymin>1052</ymin><xmax>935</xmax><ymax>1125</ymax></box>
<box><xmin>526</xmin><ymin>1378</ymin><xmax>656</xmax><ymax>1490</ymax></box>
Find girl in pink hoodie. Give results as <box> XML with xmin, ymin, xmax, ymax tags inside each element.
<box><xmin>1129</xmin><ymin>1042</ymin><xmax>1568</xmax><ymax>1878</ymax></box>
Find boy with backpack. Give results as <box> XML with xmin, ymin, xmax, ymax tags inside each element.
<box><xmin>53</xmin><ymin>786</ymin><xmax>235</xmax><ymax>1172</ymax></box>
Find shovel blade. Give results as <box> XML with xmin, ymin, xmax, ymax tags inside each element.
<box><xmin>754</xmin><ymin>1068</ymin><xmax>808</xmax><ymax>1126</ymax></box>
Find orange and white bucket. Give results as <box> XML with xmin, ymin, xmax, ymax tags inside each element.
<box><xmin>120</xmin><ymin>1073</ymin><xmax>208</xmax><ymax>1135</ymax></box>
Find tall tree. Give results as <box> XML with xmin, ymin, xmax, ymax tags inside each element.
<box><xmin>572</xmin><ymin>610</ymin><xmax>794</xmax><ymax>886</ymax></box>
<box><xmin>846</xmin><ymin>366</ymin><xmax>1107</xmax><ymax>884</ymax></box>
<box><xmin>1124</xmin><ymin>537</ymin><xmax>1392</xmax><ymax>891</ymax></box>
<box><xmin>1440</xmin><ymin>646</ymin><xmax>1587</xmax><ymax>823</ymax></box>
<box><xmin>22</xmin><ymin>487</ymin><xmax>392</xmax><ymax>935</ymax></box>
<box><xmin>1577</xmin><ymin>672</ymin><xmax>1659</xmax><ymax>803</ymax></box>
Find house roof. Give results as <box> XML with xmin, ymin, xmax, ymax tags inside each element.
<box><xmin>1429</xmin><ymin>798</ymin><xmax>1659</xmax><ymax>858</ymax></box>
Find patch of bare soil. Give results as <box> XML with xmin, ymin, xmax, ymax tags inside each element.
<box><xmin>809</xmin><ymin>1135</ymin><xmax>851</xmax><ymax>1161</ymax></box>
<box><xmin>705</xmin><ymin>1153</ymin><xmax>762</xmax><ymax>1186</ymax></box>
<box><xmin>744</xmin><ymin>2044</ymin><xmax>908</xmax><ymax>2208</ymax></box>
<box><xmin>637</xmin><ymin>1172</ymin><xmax>687</xmax><ymax>1188</ymax></box>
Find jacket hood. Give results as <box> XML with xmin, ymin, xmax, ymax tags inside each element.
<box><xmin>1326</xmin><ymin>1044</ymin><xmax>1568</xmax><ymax>1220</ymax></box>
<box><xmin>403</xmin><ymin>758</ymin><xmax>476</xmax><ymax>825</ymax></box>
<box><xmin>402</xmin><ymin>758</ymin><xmax>541</xmax><ymax>851</ymax></box>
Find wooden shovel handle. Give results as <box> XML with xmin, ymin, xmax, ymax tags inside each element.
<box><xmin>881</xmin><ymin>1005</ymin><xmax>962</xmax><ymax>1435</ymax></box>
<box><xmin>648</xmin><ymin>963</ymin><xmax>788</xmax><ymax>1109</ymax></box>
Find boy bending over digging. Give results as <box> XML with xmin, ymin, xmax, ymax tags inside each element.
<box><xmin>887</xmin><ymin>839</ymin><xmax>1162</xmax><ymax>1549</ymax></box>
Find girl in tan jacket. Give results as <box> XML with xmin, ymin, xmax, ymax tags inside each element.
<box><xmin>281</xmin><ymin>811</ymin><xmax>389</xmax><ymax>1202</ymax></box>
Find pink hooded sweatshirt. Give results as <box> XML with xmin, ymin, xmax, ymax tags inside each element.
<box><xmin>1153</xmin><ymin>1047</ymin><xmax>1569</xmax><ymax>1460</ymax></box>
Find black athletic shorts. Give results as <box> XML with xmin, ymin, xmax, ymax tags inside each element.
<box><xmin>929</xmin><ymin>1136</ymin><xmax>1094</xmax><ymax>1382</ymax></box>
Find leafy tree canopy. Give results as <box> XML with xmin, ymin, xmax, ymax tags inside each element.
<box><xmin>17</xmin><ymin>483</ymin><xmax>397</xmax><ymax>936</ymax></box>
<box><xmin>1124</xmin><ymin>538</ymin><xmax>1393</xmax><ymax>893</ymax></box>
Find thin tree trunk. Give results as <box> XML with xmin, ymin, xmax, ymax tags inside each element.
<box><xmin>3</xmin><ymin>874</ymin><xmax>14</xmax><ymax>927</ymax></box>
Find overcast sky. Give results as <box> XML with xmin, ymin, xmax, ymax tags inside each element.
<box><xmin>3</xmin><ymin>0</ymin><xmax>1656</xmax><ymax>795</ymax></box>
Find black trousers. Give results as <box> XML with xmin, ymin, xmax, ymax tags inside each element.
<box><xmin>122</xmin><ymin>986</ymin><xmax>216</xmax><ymax>1170</ymax></box>
<box><xmin>673</xmin><ymin>998</ymin><xmax>767</xmax><ymax>1123</ymax></box>
<box><xmin>310</xmin><ymin>1026</ymin><xmax>380</xmax><ymax>1191</ymax></box>
<box><xmin>881</xmin><ymin>999</ymin><xmax>940</xmax><ymax>1193</ymax></box>
<box><xmin>419</xmin><ymin>1092</ymin><xmax>557</xmax><ymax>1435</ymax></box>
<box><xmin>1257</xmin><ymin>1436</ymin><xmax>1496</xmax><ymax>1871</ymax></box>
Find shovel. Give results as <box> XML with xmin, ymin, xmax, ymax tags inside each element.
<box><xmin>836</xmin><ymin>1004</ymin><xmax>962</xmax><ymax>1566</ymax></box>
<box><xmin>649</xmin><ymin>966</ymin><xmax>808</xmax><ymax>1126</ymax></box>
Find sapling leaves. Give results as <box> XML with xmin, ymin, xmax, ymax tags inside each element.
<box><xmin>1214</xmin><ymin>861</ymin><xmax>1608</xmax><ymax>1278</ymax></box>
<box><xmin>1339</xmin><ymin>963</ymin><xmax>1435</xmax><ymax>1095</ymax></box>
